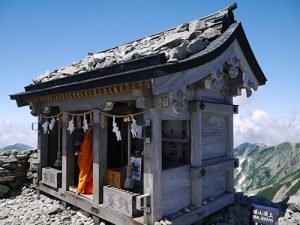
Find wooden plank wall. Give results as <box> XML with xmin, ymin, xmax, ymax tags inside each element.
<box><xmin>162</xmin><ymin>165</ymin><xmax>191</xmax><ymax>216</ymax></box>
<box><xmin>201</xmin><ymin>114</ymin><xmax>226</xmax><ymax>160</ymax></box>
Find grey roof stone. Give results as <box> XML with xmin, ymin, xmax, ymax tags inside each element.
<box><xmin>32</xmin><ymin>4</ymin><xmax>237</xmax><ymax>84</ymax></box>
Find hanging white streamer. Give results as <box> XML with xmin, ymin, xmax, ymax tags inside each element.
<box><xmin>130</xmin><ymin>115</ymin><xmax>138</xmax><ymax>138</ymax></box>
<box><xmin>112</xmin><ymin>116</ymin><xmax>122</xmax><ymax>141</ymax></box>
<box><xmin>42</xmin><ymin>120</ymin><xmax>50</xmax><ymax>134</ymax></box>
<box><xmin>49</xmin><ymin>117</ymin><xmax>55</xmax><ymax>131</ymax></box>
<box><xmin>67</xmin><ymin>116</ymin><xmax>75</xmax><ymax>134</ymax></box>
<box><xmin>83</xmin><ymin>114</ymin><xmax>89</xmax><ymax>133</ymax></box>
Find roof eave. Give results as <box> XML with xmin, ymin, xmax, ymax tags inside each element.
<box><xmin>10</xmin><ymin>22</ymin><xmax>266</xmax><ymax>106</ymax></box>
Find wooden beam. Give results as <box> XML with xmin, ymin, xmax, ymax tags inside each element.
<box><xmin>38</xmin><ymin>116</ymin><xmax>48</xmax><ymax>181</ymax></box>
<box><xmin>189</xmin><ymin>101</ymin><xmax>238</xmax><ymax>115</ymax></box>
<box><xmin>225</xmin><ymin>96</ymin><xmax>234</xmax><ymax>193</ymax></box>
<box><xmin>190</xmin><ymin>108</ymin><xmax>202</xmax><ymax>207</ymax></box>
<box><xmin>170</xmin><ymin>193</ymin><xmax>234</xmax><ymax>225</ymax></box>
<box><xmin>143</xmin><ymin>108</ymin><xmax>162</xmax><ymax>224</ymax></box>
<box><xmin>62</xmin><ymin>112</ymin><xmax>74</xmax><ymax>191</ymax></box>
<box><xmin>191</xmin><ymin>157</ymin><xmax>235</xmax><ymax>179</ymax></box>
<box><xmin>93</xmin><ymin>111</ymin><xmax>108</xmax><ymax>204</ymax></box>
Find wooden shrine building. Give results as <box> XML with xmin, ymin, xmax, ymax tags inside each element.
<box><xmin>11</xmin><ymin>3</ymin><xmax>266</xmax><ymax>225</ymax></box>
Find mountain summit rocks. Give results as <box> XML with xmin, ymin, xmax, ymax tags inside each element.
<box><xmin>0</xmin><ymin>187</ymin><xmax>95</xmax><ymax>225</ymax></box>
<box><xmin>0</xmin><ymin>149</ymin><xmax>37</xmax><ymax>197</ymax></box>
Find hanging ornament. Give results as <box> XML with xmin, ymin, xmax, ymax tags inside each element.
<box><xmin>42</xmin><ymin>120</ymin><xmax>50</xmax><ymax>134</ymax></box>
<box><xmin>67</xmin><ymin>116</ymin><xmax>75</xmax><ymax>134</ymax></box>
<box><xmin>130</xmin><ymin>115</ymin><xmax>138</xmax><ymax>138</ymax></box>
<box><xmin>83</xmin><ymin>114</ymin><xmax>89</xmax><ymax>133</ymax></box>
<box><xmin>112</xmin><ymin>116</ymin><xmax>122</xmax><ymax>141</ymax></box>
<box><xmin>49</xmin><ymin>117</ymin><xmax>55</xmax><ymax>131</ymax></box>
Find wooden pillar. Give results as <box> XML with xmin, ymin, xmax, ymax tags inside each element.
<box><xmin>225</xmin><ymin>97</ymin><xmax>235</xmax><ymax>193</ymax></box>
<box><xmin>93</xmin><ymin>111</ymin><xmax>107</xmax><ymax>204</ymax></box>
<box><xmin>62</xmin><ymin>112</ymin><xmax>74</xmax><ymax>191</ymax></box>
<box><xmin>38</xmin><ymin>115</ymin><xmax>48</xmax><ymax>181</ymax></box>
<box><xmin>143</xmin><ymin>108</ymin><xmax>162</xmax><ymax>224</ymax></box>
<box><xmin>190</xmin><ymin>107</ymin><xmax>202</xmax><ymax>207</ymax></box>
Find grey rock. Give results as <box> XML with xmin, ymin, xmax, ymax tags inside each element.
<box><xmin>288</xmin><ymin>195</ymin><xmax>300</xmax><ymax>212</ymax></box>
<box><xmin>30</xmin><ymin>153</ymin><xmax>38</xmax><ymax>159</ymax></box>
<box><xmin>187</xmin><ymin>37</ymin><xmax>206</xmax><ymax>55</ymax></box>
<box><xmin>92</xmin><ymin>53</ymin><xmax>106</xmax><ymax>63</ymax></box>
<box><xmin>45</xmin><ymin>205</ymin><xmax>61</xmax><ymax>215</ymax></box>
<box><xmin>0</xmin><ymin>175</ymin><xmax>16</xmax><ymax>182</ymax></box>
<box><xmin>1</xmin><ymin>162</ymin><xmax>17</xmax><ymax>170</ymax></box>
<box><xmin>189</xmin><ymin>20</ymin><xmax>206</xmax><ymax>32</ymax></box>
<box><xmin>15</xmin><ymin>154</ymin><xmax>29</xmax><ymax>160</ymax></box>
<box><xmin>200</xmin><ymin>27</ymin><xmax>221</xmax><ymax>40</ymax></box>
<box><xmin>32</xmin><ymin>70</ymin><xmax>51</xmax><ymax>84</ymax></box>
<box><xmin>175</xmin><ymin>23</ymin><xmax>189</xmax><ymax>33</ymax></box>
<box><xmin>154</xmin><ymin>37</ymin><xmax>182</xmax><ymax>51</ymax></box>
<box><xmin>0</xmin><ymin>184</ymin><xmax>10</xmax><ymax>197</ymax></box>
<box><xmin>28</xmin><ymin>157</ymin><xmax>38</xmax><ymax>163</ymax></box>
<box><xmin>167</xmin><ymin>43</ymin><xmax>188</xmax><ymax>62</ymax></box>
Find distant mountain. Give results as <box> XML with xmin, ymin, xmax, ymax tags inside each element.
<box><xmin>234</xmin><ymin>142</ymin><xmax>300</xmax><ymax>202</ymax></box>
<box><xmin>0</xmin><ymin>143</ymin><xmax>34</xmax><ymax>151</ymax></box>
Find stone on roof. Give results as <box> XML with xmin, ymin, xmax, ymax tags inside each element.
<box><xmin>32</xmin><ymin>4</ymin><xmax>236</xmax><ymax>84</ymax></box>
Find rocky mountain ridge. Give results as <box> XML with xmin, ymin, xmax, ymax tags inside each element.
<box><xmin>234</xmin><ymin>142</ymin><xmax>300</xmax><ymax>202</ymax></box>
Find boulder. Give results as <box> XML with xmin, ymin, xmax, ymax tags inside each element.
<box><xmin>175</xmin><ymin>23</ymin><xmax>189</xmax><ymax>33</ymax></box>
<box><xmin>0</xmin><ymin>175</ymin><xmax>16</xmax><ymax>182</ymax></box>
<box><xmin>154</xmin><ymin>37</ymin><xmax>182</xmax><ymax>51</ymax></box>
<box><xmin>186</xmin><ymin>37</ymin><xmax>206</xmax><ymax>55</ymax></box>
<box><xmin>200</xmin><ymin>27</ymin><xmax>221</xmax><ymax>40</ymax></box>
<box><xmin>1</xmin><ymin>162</ymin><xmax>17</xmax><ymax>170</ymax></box>
<box><xmin>167</xmin><ymin>43</ymin><xmax>188</xmax><ymax>62</ymax></box>
<box><xmin>189</xmin><ymin>20</ymin><xmax>206</xmax><ymax>32</ymax></box>
<box><xmin>0</xmin><ymin>184</ymin><xmax>10</xmax><ymax>197</ymax></box>
<box><xmin>288</xmin><ymin>195</ymin><xmax>300</xmax><ymax>212</ymax></box>
<box><xmin>92</xmin><ymin>53</ymin><xmax>106</xmax><ymax>63</ymax></box>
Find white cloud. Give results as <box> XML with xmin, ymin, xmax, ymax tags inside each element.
<box><xmin>0</xmin><ymin>119</ymin><xmax>37</xmax><ymax>149</ymax></box>
<box><xmin>234</xmin><ymin>109</ymin><xmax>300</xmax><ymax>147</ymax></box>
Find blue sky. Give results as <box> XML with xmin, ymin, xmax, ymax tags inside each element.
<box><xmin>0</xmin><ymin>0</ymin><xmax>300</xmax><ymax>147</ymax></box>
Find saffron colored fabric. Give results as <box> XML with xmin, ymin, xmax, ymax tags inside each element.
<box><xmin>77</xmin><ymin>129</ymin><xmax>93</xmax><ymax>194</ymax></box>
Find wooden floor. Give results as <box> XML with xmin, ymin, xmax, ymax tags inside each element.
<box><xmin>69</xmin><ymin>186</ymin><xmax>93</xmax><ymax>200</ymax></box>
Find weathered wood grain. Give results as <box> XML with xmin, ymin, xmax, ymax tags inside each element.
<box><xmin>62</xmin><ymin>112</ymin><xmax>74</xmax><ymax>191</ymax></box>
<box><xmin>93</xmin><ymin>111</ymin><xmax>108</xmax><ymax>204</ymax></box>
<box><xmin>202</xmin><ymin>173</ymin><xmax>226</xmax><ymax>199</ymax></box>
<box><xmin>162</xmin><ymin>165</ymin><xmax>191</xmax><ymax>216</ymax></box>
<box><xmin>143</xmin><ymin>108</ymin><xmax>162</xmax><ymax>224</ymax></box>
<box><xmin>38</xmin><ymin>116</ymin><xmax>48</xmax><ymax>181</ymax></box>
<box><xmin>190</xmin><ymin>108</ymin><xmax>202</xmax><ymax>207</ymax></box>
<box><xmin>201</xmin><ymin>114</ymin><xmax>226</xmax><ymax>160</ymax></box>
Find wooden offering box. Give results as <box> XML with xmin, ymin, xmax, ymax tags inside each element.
<box><xmin>106</xmin><ymin>168</ymin><xmax>125</xmax><ymax>188</ymax></box>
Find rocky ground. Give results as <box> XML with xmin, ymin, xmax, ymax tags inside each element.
<box><xmin>203</xmin><ymin>192</ymin><xmax>300</xmax><ymax>225</ymax></box>
<box><xmin>0</xmin><ymin>185</ymin><xmax>96</xmax><ymax>225</ymax></box>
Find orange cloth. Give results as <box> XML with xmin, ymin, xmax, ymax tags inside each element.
<box><xmin>77</xmin><ymin>129</ymin><xmax>93</xmax><ymax>194</ymax></box>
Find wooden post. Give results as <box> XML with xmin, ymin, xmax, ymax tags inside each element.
<box><xmin>62</xmin><ymin>112</ymin><xmax>74</xmax><ymax>191</ymax></box>
<box><xmin>190</xmin><ymin>107</ymin><xmax>203</xmax><ymax>207</ymax></box>
<box><xmin>143</xmin><ymin>108</ymin><xmax>162</xmax><ymax>224</ymax></box>
<box><xmin>38</xmin><ymin>115</ymin><xmax>48</xmax><ymax>181</ymax></box>
<box><xmin>93</xmin><ymin>111</ymin><xmax>108</xmax><ymax>204</ymax></box>
<box><xmin>225</xmin><ymin>97</ymin><xmax>235</xmax><ymax>193</ymax></box>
